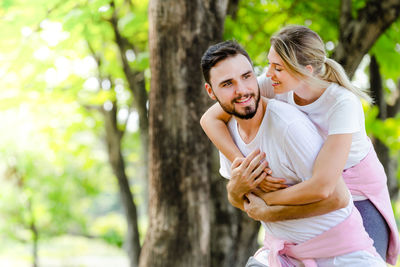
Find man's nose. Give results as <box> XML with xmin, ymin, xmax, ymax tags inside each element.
<box><xmin>235</xmin><ymin>80</ymin><xmax>248</xmax><ymax>95</ymax></box>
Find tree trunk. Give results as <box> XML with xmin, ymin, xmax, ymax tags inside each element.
<box><xmin>103</xmin><ymin>104</ymin><xmax>141</xmax><ymax>267</ymax></box>
<box><xmin>334</xmin><ymin>0</ymin><xmax>400</xmax><ymax>78</ymax></box>
<box><xmin>86</xmin><ymin>36</ymin><xmax>142</xmax><ymax>267</ymax></box>
<box><xmin>110</xmin><ymin>1</ymin><xmax>150</xmax><ymax>214</ymax></box>
<box><xmin>209</xmin><ymin>149</ymin><xmax>260</xmax><ymax>267</ymax></box>
<box><xmin>31</xmin><ymin>221</ymin><xmax>38</xmax><ymax>267</ymax></box>
<box><xmin>141</xmin><ymin>0</ymin><xmax>260</xmax><ymax>266</ymax></box>
<box><xmin>369</xmin><ymin>55</ymin><xmax>400</xmax><ymax>200</ymax></box>
<box><xmin>28</xmin><ymin>199</ymin><xmax>38</xmax><ymax>267</ymax></box>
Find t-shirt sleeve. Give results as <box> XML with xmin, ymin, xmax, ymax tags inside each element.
<box><xmin>219</xmin><ymin>152</ymin><xmax>232</xmax><ymax>179</ymax></box>
<box><xmin>257</xmin><ymin>74</ymin><xmax>275</xmax><ymax>98</ymax></box>
<box><xmin>283</xmin><ymin>120</ymin><xmax>324</xmax><ymax>181</ymax></box>
<box><xmin>328</xmin><ymin>98</ymin><xmax>360</xmax><ymax>135</ymax></box>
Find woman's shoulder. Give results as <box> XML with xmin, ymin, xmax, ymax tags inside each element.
<box><xmin>326</xmin><ymin>83</ymin><xmax>360</xmax><ymax>103</ymax></box>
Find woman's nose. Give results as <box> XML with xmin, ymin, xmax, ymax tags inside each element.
<box><xmin>266</xmin><ymin>65</ymin><xmax>273</xmax><ymax>77</ymax></box>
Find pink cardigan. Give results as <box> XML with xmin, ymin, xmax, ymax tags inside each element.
<box><xmin>342</xmin><ymin>147</ymin><xmax>400</xmax><ymax>265</ymax></box>
<box><xmin>257</xmin><ymin>207</ymin><xmax>378</xmax><ymax>267</ymax></box>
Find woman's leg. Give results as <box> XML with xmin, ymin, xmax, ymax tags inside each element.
<box><xmin>354</xmin><ymin>199</ymin><xmax>389</xmax><ymax>261</ymax></box>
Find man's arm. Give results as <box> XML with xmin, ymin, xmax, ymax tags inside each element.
<box><xmin>246</xmin><ymin>178</ymin><xmax>350</xmax><ymax>222</ymax></box>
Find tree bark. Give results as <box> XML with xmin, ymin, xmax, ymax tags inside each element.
<box><xmin>141</xmin><ymin>0</ymin><xmax>260</xmax><ymax>266</ymax></box>
<box><xmin>334</xmin><ymin>0</ymin><xmax>400</xmax><ymax>78</ymax></box>
<box><xmin>369</xmin><ymin>55</ymin><xmax>399</xmax><ymax>200</ymax></box>
<box><xmin>209</xmin><ymin>148</ymin><xmax>260</xmax><ymax>267</ymax></box>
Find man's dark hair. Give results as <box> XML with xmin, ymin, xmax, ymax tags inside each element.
<box><xmin>200</xmin><ymin>40</ymin><xmax>253</xmax><ymax>84</ymax></box>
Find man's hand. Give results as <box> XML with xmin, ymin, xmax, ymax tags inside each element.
<box><xmin>227</xmin><ymin>149</ymin><xmax>267</xmax><ymax>200</ymax></box>
<box><xmin>243</xmin><ymin>193</ymin><xmax>270</xmax><ymax>221</ymax></box>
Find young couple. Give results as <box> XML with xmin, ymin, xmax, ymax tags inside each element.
<box><xmin>200</xmin><ymin>25</ymin><xmax>399</xmax><ymax>266</ymax></box>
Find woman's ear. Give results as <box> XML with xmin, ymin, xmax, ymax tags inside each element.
<box><xmin>305</xmin><ymin>64</ymin><xmax>314</xmax><ymax>74</ymax></box>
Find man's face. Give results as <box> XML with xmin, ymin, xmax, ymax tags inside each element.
<box><xmin>206</xmin><ymin>54</ymin><xmax>260</xmax><ymax>119</ymax></box>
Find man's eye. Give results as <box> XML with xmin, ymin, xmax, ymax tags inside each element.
<box><xmin>222</xmin><ymin>82</ymin><xmax>232</xmax><ymax>87</ymax></box>
<box><xmin>275</xmin><ymin>68</ymin><xmax>282</xmax><ymax>72</ymax></box>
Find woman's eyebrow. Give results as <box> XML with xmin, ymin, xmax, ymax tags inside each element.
<box><xmin>268</xmin><ymin>61</ymin><xmax>282</xmax><ymax>67</ymax></box>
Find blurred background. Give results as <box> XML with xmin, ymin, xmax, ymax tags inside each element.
<box><xmin>0</xmin><ymin>0</ymin><xmax>399</xmax><ymax>266</ymax></box>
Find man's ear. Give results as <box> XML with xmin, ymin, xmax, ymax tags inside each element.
<box><xmin>205</xmin><ymin>83</ymin><xmax>216</xmax><ymax>100</ymax></box>
<box><xmin>305</xmin><ymin>64</ymin><xmax>314</xmax><ymax>74</ymax></box>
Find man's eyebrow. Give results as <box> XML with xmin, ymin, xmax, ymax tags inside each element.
<box><xmin>218</xmin><ymin>78</ymin><xmax>232</xmax><ymax>87</ymax></box>
<box><xmin>218</xmin><ymin>70</ymin><xmax>253</xmax><ymax>86</ymax></box>
<box><xmin>242</xmin><ymin>70</ymin><xmax>253</xmax><ymax>76</ymax></box>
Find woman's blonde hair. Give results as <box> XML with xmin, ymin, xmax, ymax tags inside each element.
<box><xmin>270</xmin><ymin>25</ymin><xmax>372</xmax><ymax>103</ymax></box>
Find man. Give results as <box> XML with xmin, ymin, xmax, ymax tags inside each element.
<box><xmin>200</xmin><ymin>41</ymin><xmax>384</xmax><ymax>266</ymax></box>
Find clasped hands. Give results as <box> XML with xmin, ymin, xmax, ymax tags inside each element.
<box><xmin>227</xmin><ymin>149</ymin><xmax>287</xmax><ymax>221</ymax></box>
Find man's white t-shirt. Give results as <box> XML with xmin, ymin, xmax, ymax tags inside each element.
<box><xmin>219</xmin><ymin>98</ymin><xmax>352</xmax><ymax>244</ymax></box>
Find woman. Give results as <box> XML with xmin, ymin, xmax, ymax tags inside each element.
<box><xmin>200</xmin><ymin>25</ymin><xmax>399</xmax><ymax>264</ymax></box>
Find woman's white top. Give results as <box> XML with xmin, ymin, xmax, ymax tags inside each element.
<box><xmin>258</xmin><ymin>76</ymin><xmax>371</xmax><ymax>201</ymax></box>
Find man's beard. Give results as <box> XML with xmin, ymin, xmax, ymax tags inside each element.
<box><xmin>217</xmin><ymin>88</ymin><xmax>261</xmax><ymax>120</ymax></box>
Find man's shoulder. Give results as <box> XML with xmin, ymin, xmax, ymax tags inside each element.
<box><xmin>266</xmin><ymin>98</ymin><xmax>310</xmax><ymax>123</ymax></box>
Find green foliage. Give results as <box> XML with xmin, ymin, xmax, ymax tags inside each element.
<box><xmin>365</xmin><ymin>106</ymin><xmax>400</xmax><ymax>152</ymax></box>
<box><xmin>0</xmin><ymin>0</ymin><xmax>399</xmax><ymax>262</ymax></box>
<box><xmin>370</xmin><ymin>20</ymin><xmax>400</xmax><ymax>81</ymax></box>
<box><xmin>224</xmin><ymin>0</ymin><xmax>339</xmax><ymax>67</ymax></box>
<box><xmin>365</xmin><ymin>105</ymin><xmax>400</xmax><ymax>183</ymax></box>
<box><xmin>91</xmin><ymin>213</ymin><xmax>126</xmax><ymax>247</ymax></box>
<box><xmin>0</xmin><ymin>0</ymin><xmax>149</xmax><ymax>258</ymax></box>
<box><xmin>0</xmin><ymin>97</ymin><xmax>110</xmax><ymax>243</ymax></box>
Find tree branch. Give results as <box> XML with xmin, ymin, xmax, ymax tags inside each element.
<box><xmin>109</xmin><ymin>0</ymin><xmax>148</xmax><ymax>141</ymax></box>
<box><xmin>227</xmin><ymin>0</ymin><xmax>240</xmax><ymax>19</ymax></box>
<box><xmin>333</xmin><ymin>0</ymin><xmax>400</xmax><ymax>77</ymax></box>
<box><xmin>339</xmin><ymin>0</ymin><xmax>352</xmax><ymax>41</ymax></box>
<box><xmin>387</xmin><ymin>78</ymin><xmax>400</xmax><ymax>117</ymax></box>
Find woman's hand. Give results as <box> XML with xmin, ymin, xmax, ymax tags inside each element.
<box><xmin>258</xmin><ymin>175</ymin><xmax>287</xmax><ymax>192</ymax></box>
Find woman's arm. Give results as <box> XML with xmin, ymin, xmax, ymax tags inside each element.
<box><xmin>260</xmin><ymin>133</ymin><xmax>353</xmax><ymax>205</ymax></box>
<box><xmin>200</xmin><ymin>102</ymin><xmax>242</xmax><ymax>162</ymax></box>
<box><xmin>246</xmin><ymin>178</ymin><xmax>349</xmax><ymax>222</ymax></box>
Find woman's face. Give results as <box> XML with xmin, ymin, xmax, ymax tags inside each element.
<box><xmin>266</xmin><ymin>46</ymin><xmax>302</xmax><ymax>95</ymax></box>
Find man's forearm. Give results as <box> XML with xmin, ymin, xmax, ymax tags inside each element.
<box><xmin>259</xmin><ymin>180</ymin><xmax>350</xmax><ymax>222</ymax></box>
<box><xmin>227</xmin><ymin>183</ymin><xmax>245</xmax><ymax>211</ymax></box>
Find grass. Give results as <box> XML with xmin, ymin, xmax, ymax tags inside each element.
<box><xmin>0</xmin><ymin>235</ymin><xmax>128</xmax><ymax>267</ymax></box>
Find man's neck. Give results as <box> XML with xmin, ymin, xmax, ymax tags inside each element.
<box><xmin>235</xmin><ymin>98</ymin><xmax>267</xmax><ymax>144</ymax></box>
